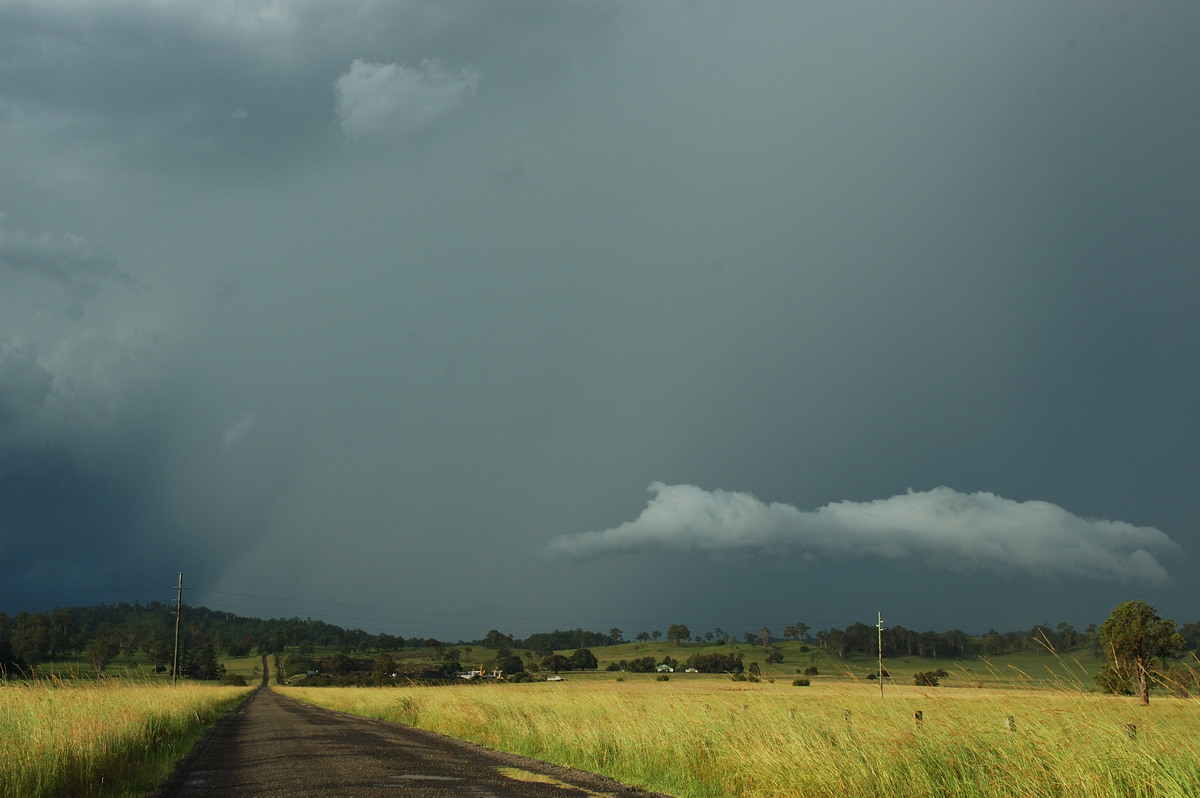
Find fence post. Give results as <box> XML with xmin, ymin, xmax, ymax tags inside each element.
<box><xmin>1004</xmin><ymin>716</ymin><xmax>1016</xmax><ymax>732</ymax></box>
<box><xmin>914</xmin><ymin>710</ymin><xmax>923</xmax><ymax>728</ymax></box>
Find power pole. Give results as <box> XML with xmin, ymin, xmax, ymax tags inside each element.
<box><xmin>877</xmin><ymin>611</ymin><xmax>885</xmax><ymax>698</ymax></box>
<box><xmin>172</xmin><ymin>572</ymin><xmax>183</xmax><ymax>686</ymax></box>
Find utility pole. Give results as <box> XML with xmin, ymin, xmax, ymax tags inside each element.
<box><xmin>877</xmin><ymin>611</ymin><xmax>885</xmax><ymax>698</ymax></box>
<box><xmin>172</xmin><ymin>572</ymin><xmax>183</xmax><ymax>686</ymax></box>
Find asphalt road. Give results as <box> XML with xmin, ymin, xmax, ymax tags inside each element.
<box><xmin>148</xmin><ymin>682</ymin><xmax>672</xmax><ymax>797</ymax></box>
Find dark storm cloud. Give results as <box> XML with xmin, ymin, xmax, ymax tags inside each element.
<box><xmin>0</xmin><ymin>337</ymin><xmax>52</xmax><ymax>432</ymax></box>
<box><xmin>0</xmin><ymin>215</ymin><xmax>280</xmax><ymax>600</ymax></box>
<box><xmin>1</xmin><ymin>1</ymin><xmax>1198</xmax><ymax>635</ymax></box>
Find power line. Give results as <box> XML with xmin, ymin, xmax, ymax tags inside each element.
<box><xmin>0</xmin><ymin>586</ymin><xmax>168</xmax><ymax>596</ymax></box>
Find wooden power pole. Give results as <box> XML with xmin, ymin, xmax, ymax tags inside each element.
<box><xmin>172</xmin><ymin>572</ymin><xmax>183</xmax><ymax>686</ymax></box>
<box><xmin>877</xmin><ymin>611</ymin><xmax>885</xmax><ymax>698</ymax></box>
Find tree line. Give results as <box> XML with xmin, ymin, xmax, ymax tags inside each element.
<box><xmin>4</xmin><ymin>601</ymin><xmax>1198</xmax><ymax>680</ymax></box>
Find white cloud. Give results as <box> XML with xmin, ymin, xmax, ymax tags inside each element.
<box><xmin>334</xmin><ymin>58</ymin><xmax>479</xmax><ymax>141</ymax></box>
<box><xmin>546</xmin><ymin>483</ymin><xmax>1180</xmax><ymax>585</ymax></box>
<box><xmin>222</xmin><ymin>410</ymin><xmax>255</xmax><ymax>450</ymax></box>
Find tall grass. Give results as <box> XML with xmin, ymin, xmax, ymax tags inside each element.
<box><xmin>0</xmin><ymin>676</ymin><xmax>252</xmax><ymax>798</ymax></box>
<box><xmin>280</xmin><ymin>679</ymin><xmax>1200</xmax><ymax>798</ymax></box>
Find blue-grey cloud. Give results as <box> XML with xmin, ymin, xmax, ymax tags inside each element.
<box><xmin>0</xmin><ymin>218</ymin><xmax>127</xmax><ymax>320</ymax></box>
<box><xmin>547</xmin><ymin>484</ymin><xmax>1180</xmax><ymax>585</ymax></box>
<box><xmin>335</xmin><ymin>59</ymin><xmax>479</xmax><ymax>141</ymax></box>
<box><xmin>0</xmin><ymin>336</ymin><xmax>53</xmax><ymax>433</ymax></box>
<box><xmin>221</xmin><ymin>410</ymin><xmax>255</xmax><ymax>450</ymax></box>
<box><xmin>1</xmin><ymin>0</ymin><xmax>1198</xmax><ymax>635</ymax></box>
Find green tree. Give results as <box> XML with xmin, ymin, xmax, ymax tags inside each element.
<box><xmin>88</xmin><ymin>638</ymin><xmax>119</xmax><ymax>674</ymax></box>
<box><xmin>0</xmin><ymin>638</ymin><xmax>27</xmax><ymax>676</ymax></box>
<box><xmin>372</xmin><ymin>653</ymin><xmax>397</xmax><ymax>685</ymax></box>
<box><xmin>540</xmin><ymin>654</ymin><xmax>571</xmax><ymax>673</ymax></box>
<box><xmin>328</xmin><ymin>653</ymin><xmax>353</xmax><ymax>676</ymax></box>
<box><xmin>569</xmin><ymin>648</ymin><xmax>598</xmax><ymax>670</ymax></box>
<box><xmin>494</xmin><ymin>654</ymin><xmax>525</xmax><ymax>676</ymax></box>
<box><xmin>783</xmin><ymin>622</ymin><xmax>810</xmax><ymax>642</ymax></box>
<box><xmin>666</xmin><ymin>624</ymin><xmax>690</xmax><ymax>646</ymax></box>
<box><xmin>483</xmin><ymin>629</ymin><xmax>514</xmax><ymax>649</ymax></box>
<box><xmin>914</xmin><ymin>670</ymin><xmax>940</xmax><ymax>687</ymax></box>
<box><xmin>1098</xmin><ymin>600</ymin><xmax>1185</xmax><ymax>705</ymax></box>
<box><xmin>182</xmin><ymin>641</ymin><xmax>224</xmax><ymax>680</ymax></box>
<box><xmin>1092</xmin><ymin>664</ymin><xmax>1132</xmax><ymax>696</ymax></box>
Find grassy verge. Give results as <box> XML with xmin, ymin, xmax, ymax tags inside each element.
<box><xmin>0</xmin><ymin>676</ymin><xmax>253</xmax><ymax>798</ymax></box>
<box><xmin>279</xmin><ymin>678</ymin><xmax>1200</xmax><ymax>798</ymax></box>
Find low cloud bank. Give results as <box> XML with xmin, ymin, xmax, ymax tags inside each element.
<box><xmin>546</xmin><ymin>483</ymin><xmax>1180</xmax><ymax>585</ymax></box>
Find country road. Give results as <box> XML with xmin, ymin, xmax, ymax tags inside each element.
<box><xmin>149</xmin><ymin>679</ymin><xmax>672</xmax><ymax>797</ymax></box>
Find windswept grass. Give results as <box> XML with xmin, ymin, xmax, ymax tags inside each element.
<box><xmin>280</xmin><ymin>679</ymin><xmax>1200</xmax><ymax>798</ymax></box>
<box><xmin>0</xmin><ymin>677</ymin><xmax>252</xmax><ymax>798</ymax></box>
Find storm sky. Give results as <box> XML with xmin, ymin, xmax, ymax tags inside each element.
<box><xmin>2</xmin><ymin>1</ymin><xmax>1198</xmax><ymax>640</ymax></box>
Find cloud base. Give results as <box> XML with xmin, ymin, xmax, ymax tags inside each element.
<box><xmin>546</xmin><ymin>484</ymin><xmax>1179</xmax><ymax>585</ymax></box>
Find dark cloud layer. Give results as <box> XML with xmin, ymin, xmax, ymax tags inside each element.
<box><xmin>1</xmin><ymin>1</ymin><xmax>1198</xmax><ymax>637</ymax></box>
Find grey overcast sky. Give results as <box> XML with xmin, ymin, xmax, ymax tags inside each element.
<box><xmin>2</xmin><ymin>1</ymin><xmax>1198</xmax><ymax>640</ymax></box>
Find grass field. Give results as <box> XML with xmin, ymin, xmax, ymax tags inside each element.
<box><xmin>262</xmin><ymin>639</ymin><xmax>1120</xmax><ymax>691</ymax></box>
<box><xmin>0</xmin><ymin>677</ymin><xmax>252</xmax><ymax>798</ymax></box>
<box><xmin>280</xmin><ymin>677</ymin><xmax>1200</xmax><ymax>798</ymax></box>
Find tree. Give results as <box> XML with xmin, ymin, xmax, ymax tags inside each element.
<box><xmin>328</xmin><ymin>653</ymin><xmax>353</xmax><ymax>676</ymax></box>
<box><xmin>667</xmin><ymin>624</ymin><xmax>690</xmax><ymax>646</ymax></box>
<box><xmin>635</xmin><ymin>631</ymin><xmax>650</xmax><ymax>642</ymax></box>
<box><xmin>569</xmin><ymin>648</ymin><xmax>598</xmax><ymax>670</ymax></box>
<box><xmin>372</xmin><ymin>653</ymin><xmax>396</xmax><ymax>685</ymax></box>
<box><xmin>88</xmin><ymin>639</ymin><xmax>119</xmax><ymax>674</ymax></box>
<box><xmin>651</xmin><ymin>630</ymin><xmax>662</xmax><ymax>642</ymax></box>
<box><xmin>541</xmin><ymin>654</ymin><xmax>571</xmax><ymax>673</ymax></box>
<box><xmin>1056</xmin><ymin>622</ymin><xmax>1078</xmax><ymax>650</ymax></box>
<box><xmin>494</xmin><ymin>653</ymin><xmax>525</xmax><ymax>676</ymax></box>
<box><xmin>758</xmin><ymin>627</ymin><xmax>771</xmax><ymax>648</ymax></box>
<box><xmin>1098</xmin><ymin>600</ymin><xmax>1185</xmax><ymax>705</ymax></box>
<box><xmin>914</xmin><ymin>670</ymin><xmax>941</xmax><ymax>687</ymax></box>
<box><xmin>0</xmin><ymin>638</ymin><xmax>27</xmax><ymax>676</ymax></box>
<box><xmin>784</xmin><ymin>622</ymin><xmax>810</xmax><ymax>642</ymax></box>
<box><xmin>687</xmin><ymin>652</ymin><xmax>743</xmax><ymax>674</ymax></box>
<box><xmin>182</xmin><ymin>641</ymin><xmax>224</xmax><ymax>680</ymax></box>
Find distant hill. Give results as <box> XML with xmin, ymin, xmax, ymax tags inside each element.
<box><xmin>2</xmin><ymin>601</ymin><xmax>1197</xmax><ymax>676</ymax></box>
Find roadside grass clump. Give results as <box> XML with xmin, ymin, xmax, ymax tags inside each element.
<box><xmin>0</xmin><ymin>676</ymin><xmax>252</xmax><ymax>798</ymax></box>
<box><xmin>280</xmin><ymin>678</ymin><xmax>1200</xmax><ymax>798</ymax></box>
